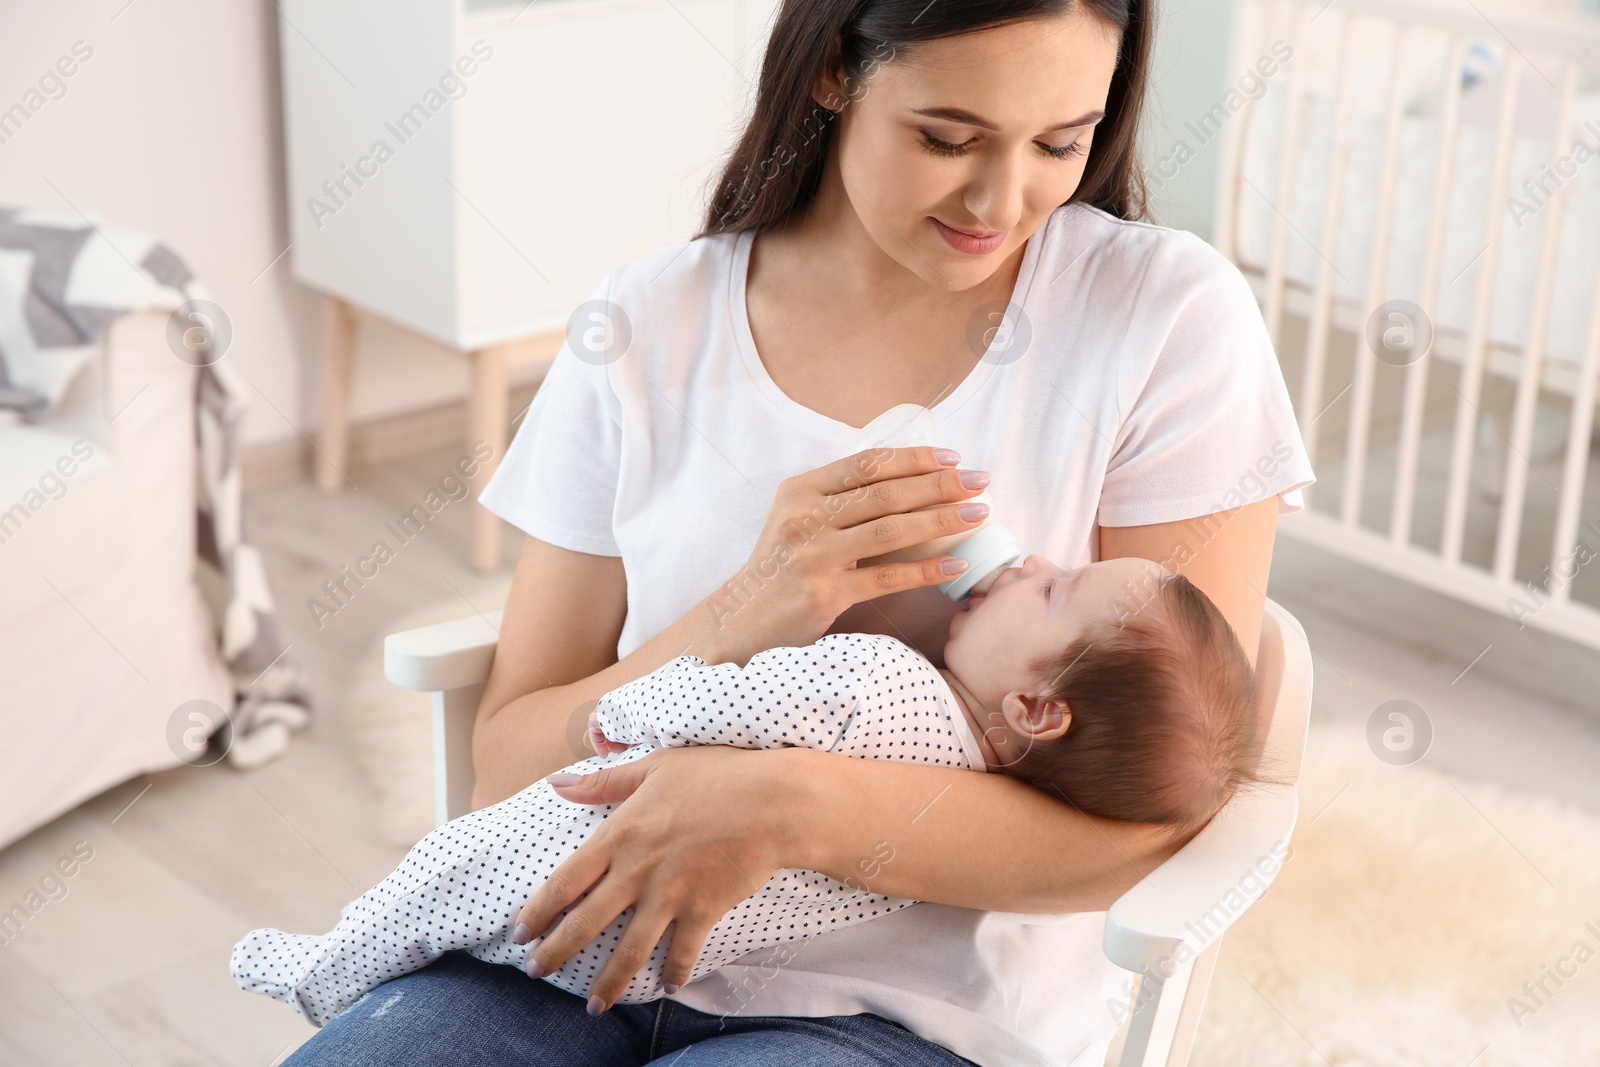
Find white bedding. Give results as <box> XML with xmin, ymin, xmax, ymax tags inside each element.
<box><xmin>1232</xmin><ymin>23</ymin><xmax>1600</xmax><ymax>368</ymax></box>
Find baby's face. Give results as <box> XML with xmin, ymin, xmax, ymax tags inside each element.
<box><xmin>944</xmin><ymin>554</ymin><xmax>1170</xmax><ymax>698</ymax></box>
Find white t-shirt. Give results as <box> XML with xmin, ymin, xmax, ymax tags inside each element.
<box><xmin>479</xmin><ymin>200</ymin><xmax>1316</xmax><ymax>1067</ymax></box>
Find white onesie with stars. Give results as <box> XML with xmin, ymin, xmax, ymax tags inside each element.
<box><xmin>229</xmin><ymin>632</ymin><xmax>989</xmax><ymax>1027</ymax></box>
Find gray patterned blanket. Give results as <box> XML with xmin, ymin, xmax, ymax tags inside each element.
<box><xmin>0</xmin><ymin>205</ymin><xmax>312</xmax><ymax>767</ymax></box>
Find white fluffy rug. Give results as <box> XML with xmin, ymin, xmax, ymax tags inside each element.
<box><xmin>1195</xmin><ymin>722</ymin><xmax>1600</xmax><ymax>1066</ymax></box>
<box><xmin>346</xmin><ymin>609</ymin><xmax>1600</xmax><ymax>1063</ymax></box>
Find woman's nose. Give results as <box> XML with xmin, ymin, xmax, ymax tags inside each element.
<box><xmin>968</xmin><ymin>157</ymin><xmax>1024</xmax><ymax>231</ymax></box>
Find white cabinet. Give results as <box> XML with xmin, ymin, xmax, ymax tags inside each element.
<box><xmin>279</xmin><ymin>0</ymin><xmax>773</xmax><ymax>348</ymax></box>
<box><xmin>278</xmin><ymin>0</ymin><xmax>775</xmax><ymax>568</ymax></box>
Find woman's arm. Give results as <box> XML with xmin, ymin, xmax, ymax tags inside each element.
<box><xmin>784</xmin><ymin>747</ymin><xmax>1176</xmax><ymax>909</ymax></box>
<box><xmin>1100</xmin><ymin>497</ymin><xmax>1280</xmax><ymax>667</ymax></box>
<box><xmin>470</xmin><ymin>534</ymin><xmax>720</xmax><ymax>807</ymax></box>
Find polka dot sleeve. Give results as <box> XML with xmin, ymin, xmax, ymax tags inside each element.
<box><xmin>591</xmin><ymin>633</ymin><xmax>883</xmax><ymax>751</ymax></box>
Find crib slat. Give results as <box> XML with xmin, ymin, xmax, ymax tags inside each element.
<box><xmin>1297</xmin><ymin>15</ymin><xmax>1358</xmax><ymax>492</ymax></box>
<box><xmin>1391</xmin><ymin>33</ymin><xmax>1468</xmax><ymax>546</ymax></box>
<box><xmin>1440</xmin><ymin>50</ymin><xmax>1523</xmax><ymax>565</ymax></box>
<box><xmin>1263</xmin><ymin>0</ymin><xmax>1312</xmax><ymax>349</ymax></box>
<box><xmin>1340</xmin><ymin>22</ymin><xmax>1411</xmax><ymax>528</ymax></box>
<box><xmin>1549</xmin><ymin>232</ymin><xmax>1600</xmax><ymax>603</ymax></box>
<box><xmin>1493</xmin><ymin>61</ymin><xmax>1579</xmax><ymax>583</ymax></box>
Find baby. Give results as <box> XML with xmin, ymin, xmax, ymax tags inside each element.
<box><xmin>231</xmin><ymin>553</ymin><xmax>1260</xmax><ymax>1027</ymax></box>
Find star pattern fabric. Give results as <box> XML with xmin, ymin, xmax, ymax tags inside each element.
<box><xmin>230</xmin><ymin>632</ymin><xmax>986</xmax><ymax>1027</ymax></box>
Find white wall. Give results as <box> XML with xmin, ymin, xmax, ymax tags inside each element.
<box><xmin>0</xmin><ymin>1</ymin><xmax>502</xmax><ymax>448</ymax></box>
<box><xmin>1140</xmin><ymin>0</ymin><xmax>1236</xmax><ymax>242</ymax></box>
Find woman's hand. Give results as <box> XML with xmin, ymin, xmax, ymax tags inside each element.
<box><xmin>718</xmin><ymin>445</ymin><xmax>992</xmax><ymax>658</ymax></box>
<box><xmin>511</xmin><ymin>745</ymin><xmax>797</xmax><ymax>1012</ymax></box>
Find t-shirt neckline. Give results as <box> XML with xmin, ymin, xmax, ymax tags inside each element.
<box><xmin>729</xmin><ymin>214</ymin><xmax>1049</xmax><ymax>437</ymax></box>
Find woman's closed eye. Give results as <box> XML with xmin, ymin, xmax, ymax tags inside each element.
<box><xmin>918</xmin><ymin>131</ymin><xmax>1088</xmax><ymax>161</ymax></box>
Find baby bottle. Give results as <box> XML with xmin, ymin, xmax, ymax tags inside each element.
<box><xmin>844</xmin><ymin>403</ymin><xmax>1023</xmax><ymax>601</ymax></box>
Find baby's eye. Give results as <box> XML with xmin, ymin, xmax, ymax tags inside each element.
<box><xmin>1044</xmin><ymin>578</ymin><xmax>1055</xmax><ymax>599</ymax></box>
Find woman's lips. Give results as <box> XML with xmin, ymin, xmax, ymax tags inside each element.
<box><xmin>932</xmin><ymin>218</ymin><xmax>1006</xmax><ymax>255</ymax></box>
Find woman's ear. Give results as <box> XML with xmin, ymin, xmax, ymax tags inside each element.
<box><xmin>811</xmin><ymin>32</ymin><xmax>848</xmax><ymax>111</ymax></box>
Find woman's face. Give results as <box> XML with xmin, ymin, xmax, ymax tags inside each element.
<box><xmin>818</xmin><ymin>9</ymin><xmax>1122</xmax><ymax>291</ymax></box>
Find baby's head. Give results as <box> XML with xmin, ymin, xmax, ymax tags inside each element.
<box><xmin>944</xmin><ymin>555</ymin><xmax>1260</xmax><ymax>840</ymax></box>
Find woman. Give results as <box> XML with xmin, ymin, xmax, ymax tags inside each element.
<box><xmin>287</xmin><ymin>0</ymin><xmax>1313</xmax><ymax>1063</ymax></box>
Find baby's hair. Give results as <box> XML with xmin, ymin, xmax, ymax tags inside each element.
<box><xmin>1003</xmin><ymin>571</ymin><xmax>1263</xmax><ymax>842</ymax></box>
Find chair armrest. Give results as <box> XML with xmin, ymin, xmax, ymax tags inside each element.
<box><xmin>1103</xmin><ymin>599</ymin><xmax>1312</xmax><ymax>1066</ymax></box>
<box><xmin>1105</xmin><ymin>598</ymin><xmax>1310</xmax><ymax>976</ymax></box>
<box><xmin>1103</xmin><ymin>784</ymin><xmax>1297</xmax><ymax>975</ymax></box>
<box><xmin>384</xmin><ymin>611</ymin><xmax>502</xmax><ymax>693</ymax></box>
<box><xmin>384</xmin><ymin>612</ymin><xmax>503</xmax><ymax>824</ymax></box>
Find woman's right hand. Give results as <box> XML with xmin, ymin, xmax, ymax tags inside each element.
<box><xmin>713</xmin><ymin>445</ymin><xmax>991</xmax><ymax>653</ymax></box>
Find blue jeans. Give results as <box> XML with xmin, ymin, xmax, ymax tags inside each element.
<box><xmin>281</xmin><ymin>951</ymin><xmax>982</xmax><ymax>1066</ymax></box>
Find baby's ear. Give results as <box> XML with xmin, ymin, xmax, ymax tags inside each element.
<box><xmin>1053</xmin><ymin>701</ymin><xmax>1072</xmax><ymax>735</ymax></box>
<box><xmin>1009</xmin><ymin>692</ymin><xmax>1070</xmax><ymax>740</ymax></box>
<box><xmin>1046</xmin><ymin>699</ymin><xmax>1071</xmax><ymax>739</ymax></box>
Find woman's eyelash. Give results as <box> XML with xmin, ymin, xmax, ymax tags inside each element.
<box><xmin>918</xmin><ymin>133</ymin><xmax>970</xmax><ymax>157</ymax></box>
<box><xmin>917</xmin><ymin>132</ymin><xmax>1088</xmax><ymax>161</ymax></box>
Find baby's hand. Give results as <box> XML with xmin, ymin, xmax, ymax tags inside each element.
<box><xmin>587</xmin><ymin>709</ymin><xmax>633</xmax><ymax>756</ymax></box>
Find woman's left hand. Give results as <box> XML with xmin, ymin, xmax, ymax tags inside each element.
<box><xmin>511</xmin><ymin>744</ymin><xmax>799</xmax><ymax>1012</ymax></box>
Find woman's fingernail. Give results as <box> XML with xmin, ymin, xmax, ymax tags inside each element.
<box><xmin>586</xmin><ymin>995</ymin><xmax>605</xmax><ymax>1016</ymax></box>
<box><xmin>942</xmin><ymin>558</ymin><xmax>969</xmax><ymax>575</ymax></box>
<box><xmin>526</xmin><ymin>959</ymin><xmax>544</xmax><ymax>979</ymax></box>
<box><xmin>663</xmin><ymin>982</ymin><xmax>681</xmax><ymax>994</ymax></box>
<box><xmin>513</xmin><ymin>923</ymin><xmax>532</xmax><ymax>945</ymax></box>
<box><xmin>958</xmin><ymin>470</ymin><xmax>989</xmax><ymax>489</ymax></box>
<box><xmin>544</xmin><ymin>773</ymin><xmax>582</xmax><ymax>786</ymax></box>
<box><xmin>958</xmin><ymin>502</ymin><xmax>989</xmax><ymax>522</ymax></box>
<box><xmin>934</xmin><ymin>447</ymin><xmax>961</xmax><ymax>466</ymax></box>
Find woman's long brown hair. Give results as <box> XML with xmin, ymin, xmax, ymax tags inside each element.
<box><xmin>695</xmin><ymin>0</ymin><xmax>1153</xmax><ymax>240</ymax></box>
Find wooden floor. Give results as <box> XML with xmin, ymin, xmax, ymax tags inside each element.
<box><xmin>1</xmin><ymin>442</ymin><xmax>1597</xmax><ymax>1066</ymax></box>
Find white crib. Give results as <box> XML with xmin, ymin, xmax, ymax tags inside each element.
<box><xmin>1213</xmin><ymin>0</ymin><xmax>1600</xmax><ymax>648</ymax></box>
